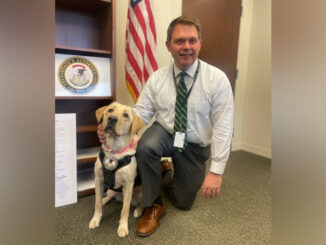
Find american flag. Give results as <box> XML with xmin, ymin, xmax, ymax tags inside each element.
<box><xmin>125</xmin><ymin>0</ymin><xmax>158</xmax><ymax>102</ymax></box>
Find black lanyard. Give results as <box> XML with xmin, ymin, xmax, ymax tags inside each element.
<box><xmin>172</xmin><ymin>60</ymin><xmax>200</xmax><ymax>100</ymax></box>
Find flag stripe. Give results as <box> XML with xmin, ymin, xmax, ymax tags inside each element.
<box><xmin>126</xmin><ymin>45</ymin><xmax>143</xmax><ymax>82</ymax></box>
<box><xmin>138</xmin><ymin>2</ymin><xmax>157</xmax><ymax>53</ymax></box>
<box><xmin>125</xmin><ymin>0</ymin><xmax>157</xmax><ymax>102</ymax></box>
<box><xmin>127</xmin><ymin>22</ymin><xmax>150</xmax><ymax>87</ymax></box>
<box><xmin>144</xmin><ymin>0</ymin><xmax>157</xmax><ymax>43</ymax></box>
<box><xmin>143</xmin><ymin>65</ymin><xmax>149</xmax><ymax>82</ymax></box>
<box><xmin>126</xmin><ymin>59</ymin><xmax>142</xmax><ymax>91</ymax></box>
<box><xmin>127</xmin><ymin>33</ymin><xmax>145</xmax><ymax>81</ymax></box>
<box><xmin>133</xmin><ymin>4</ymin><xmax>158</xmax><ymax>71</ymax></box>
<box><xmin>128</xmin><ymin>12</ymin><xmax>145</xmax><ymax>57</ymax></box>
<box><xmin>145</xmin><ymin>42</ymin><xmax>158</xmax><ymax>71</ymax></box>
<box><xmin>126</xmin><ymin>80</ymin><xmax>138</xmax><ymax>102</ymax></box>
<box><xmin>126</xmin><ymin>71</ymin><xmax>140</xmax><ymax>98</ymax></box>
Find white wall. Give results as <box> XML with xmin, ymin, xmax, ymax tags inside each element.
<box><xmin>115</xmin><ymin>0</ymin><xmax>182</xmax><ymax>106</ymax></box>
<box><xmin>233</xmin><ymin>0</ymin><xmax>254</xmax><ymax>151</ymax></box>
<box><xmin>233</xmin><ymin>0</ymin><xmax>271</xmax><ymax>158</ymax></box>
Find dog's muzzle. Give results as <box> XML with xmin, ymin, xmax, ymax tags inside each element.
<box><xmin>105</xmin><ymin>116</ymin><xmax>118</xmax><ymax>133</ymax></box>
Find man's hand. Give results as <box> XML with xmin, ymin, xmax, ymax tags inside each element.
<box><xmin>97</xmin><ymin>124</ymin><xmax>106</xmax><ymax>144</ymax></box>
<box><xmin>200</xmin><ymin>172</ymin><xmax>222</xmax><ymax>199</ymax></box>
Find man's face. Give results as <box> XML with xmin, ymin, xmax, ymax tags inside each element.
<box><xmin>166</xmin><ymin>24</ymin><xmax>202</xmax><ymax>71</ymax></box>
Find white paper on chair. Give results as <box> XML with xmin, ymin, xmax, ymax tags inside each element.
<box><xmin>55</xmin><ymin>113</ymin><xmax>77</xmax><ymax>207</ymax></box>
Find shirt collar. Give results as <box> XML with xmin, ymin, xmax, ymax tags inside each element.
<box><xmin>174</xmin><ymin>59</ymin><xmax>198</xmax><ymax>79</ymax></box>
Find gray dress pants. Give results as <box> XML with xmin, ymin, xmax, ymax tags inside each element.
<box><xmin>136</xmin><ymin>122</ymin><xmax>210</xmax><ymax>210</ymax></box>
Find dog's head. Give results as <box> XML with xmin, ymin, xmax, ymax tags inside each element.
<box><xmin>95</xmin><ymin>102</ymin><xmax>144</xmax><ymax>138</ymax></box>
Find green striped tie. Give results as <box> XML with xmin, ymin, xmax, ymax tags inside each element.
<box><xmin>174</xmin><ymin>72</ymin><xmax>188</xmax><ymax>151</ymax></box>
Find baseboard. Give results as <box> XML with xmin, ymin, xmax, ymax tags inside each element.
<box><xmin>231</xmin><ymin>141</ymin><xmax>242</xmax><ymax>151</ymax></box>
<box><xmin>241</xmin><ymin>142</ymin><xmax>271</xmax><ymax>158</ymax></box>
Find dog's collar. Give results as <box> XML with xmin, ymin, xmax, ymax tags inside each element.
<box><xmin>102</xmin><ymin>138</ymin><xmax>136</xmax><ymax>155</ymax></box>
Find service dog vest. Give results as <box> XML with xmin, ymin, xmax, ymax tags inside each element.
<box><xmin>99</xmin><ymin>149</ymin><xmax>140</xmax><ymax>192</ymax></box>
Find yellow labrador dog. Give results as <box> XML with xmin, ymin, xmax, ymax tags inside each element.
<box><xmin>89</xmin><ymin>102</ymin><xmax>144</xmax><ymax>237</ymax></box>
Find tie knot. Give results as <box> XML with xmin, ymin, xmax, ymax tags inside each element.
<box><xmin>179</xmin><ymin>72</ymin><xmax>187</xmax><ymax>78</ymax></box>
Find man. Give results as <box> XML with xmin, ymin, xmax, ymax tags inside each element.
<box><xmin>98</xmin><ymin>16</ymin><xmax>233</xmax><ymax>237</ymax></box>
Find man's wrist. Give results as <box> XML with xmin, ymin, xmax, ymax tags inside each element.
<box><xmin>208</xmin><ymin>171</ymin><xmax>222</xmax><ymax>176</ymax></box>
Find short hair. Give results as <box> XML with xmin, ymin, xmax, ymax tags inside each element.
<box><xmin>166</xmin><ymin>16</ymin><xmax>202</xmax><ymax>43</ymax></box>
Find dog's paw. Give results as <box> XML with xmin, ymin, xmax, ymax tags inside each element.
<box><xmin>133</xmin><ymin>206</ymin><xmax>143</xmax><ymax>218</ymax></box>
<box><xmin>117</xmin><ymin>225</ymin><xmax>129</xmax><ymax>237</ymax></box>
<box><xmin>102</xmin><ymin>197</ymin><xmax>109</xmax><ymax>205</ymax></box>
<box><xmin>89</xmin><ymin>218</ymin><xmax>100</xmax><ymax>229</ymax></box>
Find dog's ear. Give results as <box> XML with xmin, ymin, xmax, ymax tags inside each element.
<box><xmin>131</xmin><ymin>110</ymin><xmax>145</xmax><ymax>135</ymax></box>
<box><xmin>95</xmin><ymin>106</ymin><xmax>108</xmax><ymax>124</ymax></box>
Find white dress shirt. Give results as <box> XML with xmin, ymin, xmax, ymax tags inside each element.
<box><xmin>133</xmin><ymin>59</ymin><xmax>234</xmax><ymax>174</ymax></box>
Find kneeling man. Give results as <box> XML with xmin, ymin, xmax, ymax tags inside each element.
<box><xmin>98</xmin><ymin>16</ymin><xmax>234</xmax><ymax>237</ymax></box>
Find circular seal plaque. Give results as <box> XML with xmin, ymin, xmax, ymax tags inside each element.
<box><xmin>58</xmin><ymin>56</ymin><xmax>99</xmax><ymax>94</ymax></box>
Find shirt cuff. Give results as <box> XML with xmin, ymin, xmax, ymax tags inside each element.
<box><xmin>209</xmin><ymin>160</ymin><xmax>227</xmax><ymax>175</ymax></box>
<box><xmin>132</xmin><ymin>108</ymin><xmax>149</xmax><ymax>125</ymax></box>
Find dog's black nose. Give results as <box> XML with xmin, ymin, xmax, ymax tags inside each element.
<box><xmin>108</xmin><ymin>116</ymin><xmax>118</xmax><ymax>125</ymax></box>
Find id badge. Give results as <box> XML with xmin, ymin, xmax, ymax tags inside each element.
<box><xmin>174</xmin><ymin>132</ymin><xmax>185</xmax><ymax>148</ymax></box>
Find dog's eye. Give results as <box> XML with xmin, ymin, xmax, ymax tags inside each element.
<box><xmin>123</xmin><ymin>113</ymin><xmax>129</xmax><ymax>118</ymax></box>
<box><xmin>108</xmin><ymin>108</ymin><xmax>114</xmax><ymax>113</ymax></box>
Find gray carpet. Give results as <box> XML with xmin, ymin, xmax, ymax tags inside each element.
<box><xmin>55</xmin><ymin>150</ymin><xmax>271</xmax><ymax>244</ymax></box>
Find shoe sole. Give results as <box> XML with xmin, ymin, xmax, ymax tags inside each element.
<box><xmin>136</xmin><ymin>210</ymin><xmax>166</xmax><ymax>237</ymax></box>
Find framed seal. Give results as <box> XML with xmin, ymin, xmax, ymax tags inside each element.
<box><xmin>58</xmin><ymin>56</ymin><xmax>99</xmax><ymax>95</ymax></box>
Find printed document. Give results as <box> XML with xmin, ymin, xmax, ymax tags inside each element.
<box><xmin>55</xmin><ymin>114</ymin><xmax>77</xmax><ymax>207</ymax></box>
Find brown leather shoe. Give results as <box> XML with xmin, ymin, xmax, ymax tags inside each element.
<box><xmin>136</xmin><ymin>202</ymin><xmax>166</xmax><ymax>237</ymax></box>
